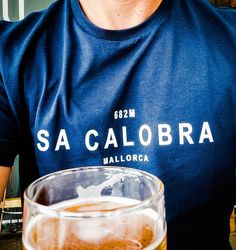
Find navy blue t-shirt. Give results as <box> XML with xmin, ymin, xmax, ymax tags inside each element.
<box><xmin>0</xmin><ymin>0</ymin><xmax>236</xmax><ymax>249</ymax></box>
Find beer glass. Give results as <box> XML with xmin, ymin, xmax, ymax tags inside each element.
<box><xmin>23</xmin><ymin>166</ymin><xmax>167</xmax><ymax>250</ymax></box>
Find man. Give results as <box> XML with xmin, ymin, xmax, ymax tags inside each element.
<box><xmin>0</xmin><ymin>0</ymin><xmax>235</xmax><ymax>249</ymax></box>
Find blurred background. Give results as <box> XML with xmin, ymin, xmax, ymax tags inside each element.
<box><xmin>0</xmin><ymin>0</ymin><xmax>55</xmax><ymax>21</ymax></box>
<box><xmin>0</xmin><ymin>0</ymin><xmax>235</xmax><ymax>249</ymax></box>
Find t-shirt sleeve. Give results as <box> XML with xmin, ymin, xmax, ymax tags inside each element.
<box><xmin>0</xmin><ymin>76</ymin><xmax>19</xmax><ymax>166</ymax></box>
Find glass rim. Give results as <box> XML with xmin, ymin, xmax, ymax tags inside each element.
<box><xmin>24</xmin><ymin>166</ymin><xmax>164</xmax><ymax>219</ymax></box>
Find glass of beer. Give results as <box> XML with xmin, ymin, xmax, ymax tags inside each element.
<box><xmin>22</xmin><ymin>166</ymin><xmax>167</xmax><ymax>250</ymax></box>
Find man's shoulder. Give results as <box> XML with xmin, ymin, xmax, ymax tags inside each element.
<box><xmin>186</xmin><ymin>0</ymin><xmax>236</xmax><ymax>22</ymax></box>
<box><xmin>0</xmin><ymin>12</ymin><xmax>43</xmax><ymax>47</ymax></box>
<box><xmin>0</xmin><ymin>0</ymin><xmax>68</xmax><ymax>75</ymax></box>
<box><xmin>174</xmin><ymin>0</ymin><xmax>236</xmax><ymax>36</ymax></box>
<box><xmin>0</xmin><ymin>0</ymin><xmax>67</xmax><ymax>57</ymax></box>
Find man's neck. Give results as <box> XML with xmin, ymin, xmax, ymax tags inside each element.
<box><xmin>79</xmin><ymin>0</ymin><xmax>163</xmax><ymax>30</ymax></box>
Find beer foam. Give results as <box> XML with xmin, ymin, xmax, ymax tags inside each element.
<box><xmin>23</xmin><ymin>197</ymin><xmax>166</xmax><ymax>250</ymax></box>
<box><xmin>70</xmin><ymin>219</ymin><xmax>112</xmax><ymax>242</ymax></box>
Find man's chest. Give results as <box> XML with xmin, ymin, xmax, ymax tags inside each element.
<box><xmin>31</xmin><ymin>67</ymin><xmax>236</xmax><ymax>176</ymax></box>
<box><xmin>17</xmin><ymin>26</ymin><xmax>236</xmax><ymax>178</ymax></box>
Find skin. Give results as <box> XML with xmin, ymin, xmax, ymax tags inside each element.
<box><xmin>0</xmin><ymin>166</ymin><xmax>11</xmax><ymax>202</ymax></box>
<box><xmin>79</xmin><ymin>0</ymin><xmax>163</xmax><ymax>30</ymax></box>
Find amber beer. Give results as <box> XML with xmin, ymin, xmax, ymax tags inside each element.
<box><xmin>23</xmin><ymin>167</ymin><xmax>167</xmax><ymax>250</ymax></box>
